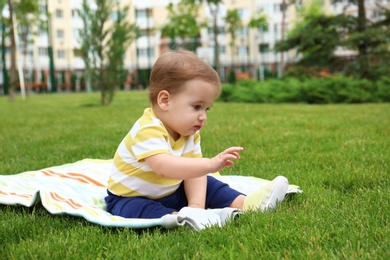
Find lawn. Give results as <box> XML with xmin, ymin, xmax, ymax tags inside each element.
<box><xmin>0</xmin><ymin>91</ymin><xmax>389</xmax><ymax>259</ymax></box>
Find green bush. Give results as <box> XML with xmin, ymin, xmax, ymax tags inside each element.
<box><xmin>218</xmin><ymin>76</ymin><xmax>390</xmax><ymax>104</ymax></box>
<box><xmin>227</xmin><ymin>69</ymin><xmax>236</xmax><ymax>84</ymax></box>
<box><xmin>218</xmin><ymin>84</ymin><xmax>235</xmax><ymax>102</ymax></box>
<box><xmin>376</xmin><ymin>77</ymin><xmax>390</xmax><ymax>102</ymax></box>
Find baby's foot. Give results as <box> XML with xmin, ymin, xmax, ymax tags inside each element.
<box><xmin>243</xmin><ymin>176</ymin><xmax>289</xmax><ymax>211</ymax></box>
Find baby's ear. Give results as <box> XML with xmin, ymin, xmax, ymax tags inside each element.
<box><xmin>157</xmin><ymin>90</ymin><xmax>170</xmax><ymax>111</ymax></box>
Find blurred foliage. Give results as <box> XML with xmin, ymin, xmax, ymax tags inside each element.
<box><xmin>224</xmin><ymin>9</ymin><xmax>242</xmax><ymax>67</ymax></box>
<box><xmin>219</xmin><ymin>76</ymin><xmax>390</xmax><ymax>104</ymax></box>
<box><xmin>275</xmin><ymin>0</ymin><xmax>390</xmax><ymax>80</ymax></box>
<box><xmin>79</xmin><ymin>0</ymin><xmax>138</xmax><ymax>106</ymax></box>
<box><xmin>161</xmin><ymin>1</ymin><xmax>204</xmax><ymax>51</ymax></box>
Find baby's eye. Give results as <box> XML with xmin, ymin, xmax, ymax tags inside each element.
<box><xmin>206</xmin><ymin>108</ymin><xmax>211</xmax><ymax>112</ymax></box>
<box><xmin>194</xmin><ymin>105</ymin><xmax>202</xmax><ymax>111</ymax></box>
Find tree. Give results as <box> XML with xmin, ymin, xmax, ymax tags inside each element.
<box><xmin>79</xmin><ymin>0</ymin><xmax>93</xmax><ymax>92</ymax></box>
<box><xmin>2</xmin><ymin>0</ymin><xmax>42</xmax><ymax>100</ymax></box>
<box><xmin>14</xmin><ymin>0</ymin><xmax>41</xmax><ymax>78</ymax></box>
<box><xmin>334</xmin><ymin>0</ymin><xmax>390</xmax><ymax>79</ymax></box>
<box><xmin>79</xmin><ymin>0</ymin><xmax>138</xmax><ymax>106</ymax></box>
<box><xmin>161</xmin><ymin>1</ymin><xmax>204</xmax><ymax>51</ymax></box>
<box><xmin>248</xmin><ymin>11</ymin><xmax>268</xmax><ymax>80</ymax></box>
<box><xmin>280</xmin><ymin>0</ymin><xmax>304</xmax><ymax>77</ymax></box>
<box><xmin>0</xmin><ymin>0</ymin><xmax>9</xmax><ymax>95</ymax></box>
<box><xmin>335</xmin><ymin>0</ymin><xmax>369</xmax><ymax>77</ymax></box>
<box><xmin>277</xmin><ymin>0</ymin><xmax>390</xmax><ymax>79</ymax></box>
<box><xmin>275</xmin><ymin>0</ymin><xmax>335</xmax><ymax>68</ymax></box>
<box><xmin>184</xmin><ymin>0</ymin><xmax>224</xmax><ymax>75</ymax></box>
<box><xmin>7</xmin><ymin>0</ymin><xmax>16</xmax><ymax>101</ymax></box>
<box><xmin>274</xmin><ymin>13</ymin><xmax>352</xmax><ymax>72</ymax></box>
<box><xmin>224</xmin><ymin>9</ymin><xmax>242</xmax><ymax>73</ymax></box>
<box><xmin>106</xmin><ymin>4</ymin><xmax>139</xmax><ymax>104</ymax></box>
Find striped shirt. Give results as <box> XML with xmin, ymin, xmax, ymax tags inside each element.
<box><xmin>107</xmin><ymin>108</ymin><xmax>202</xmax><ymax>199</ymax></box>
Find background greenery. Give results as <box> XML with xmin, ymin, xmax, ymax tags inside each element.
<box><xmin>1</xmin><ymin>91</ymin><xmax>389</xmax><ymax>259</ymax></box>
<box><xmin>220</xmin><ymin>76</ymin><xmax>390</xmax><ymax>104</ymax></box>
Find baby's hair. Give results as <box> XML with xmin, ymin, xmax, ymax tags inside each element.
<box><xmin>148</xmin><ymin>49</ymin><xmax>221</xmax><ymax>105</ymax></box>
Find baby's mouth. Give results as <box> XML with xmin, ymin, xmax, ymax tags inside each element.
<box><xmin>194</xmin><ymin>125</ymin><xmax>202</xmax><ymax>131</ymax></box>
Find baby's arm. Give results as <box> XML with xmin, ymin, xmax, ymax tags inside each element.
<box><xmin>144</xmin><ymin>146</ymin><xmax>244</xmax><ymax>180</ymax></box>
<box><xmin>184</xmin><ymin>176</ymin><xmax>207</xmax><ymax>209</ymax></box>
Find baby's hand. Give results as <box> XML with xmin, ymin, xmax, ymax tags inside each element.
<box><xmin>209</xmin><ymin>147</ymin><xmax>244</xmax><ymax>173</ymax></box>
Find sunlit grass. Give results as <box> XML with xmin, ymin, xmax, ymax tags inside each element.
<box><xmin>1</xmin><ymin>91</ymin><xmax>389</xmax><ymax>259</ymax></box>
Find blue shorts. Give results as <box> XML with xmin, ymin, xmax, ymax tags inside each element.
<box><xmin>105</xmin><ymin>176</ymin><xmax>243</xmax><ymax>219</ymax></box>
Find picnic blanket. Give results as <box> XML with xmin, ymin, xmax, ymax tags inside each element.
<box><xmin>0</xmin><ymin>159</ymin><xmax>302</xmax><ymax>230</ymax></box>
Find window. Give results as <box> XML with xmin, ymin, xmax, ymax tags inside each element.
<box><xmin>72</xmin><ymin>9</ymin><xmax>80</xmax><ymax>18</ymax></box>
<box><xmin>111</xmin><ymin>11</ymin><xmax>124</xmax><ymax>21</ymax></box>
<box><xmin>259</xmin><ymin>43</ymin><xmax>269</xmax><ymax>53</ymax></box>
<box><xmin>39</xmin><ymin>5</ymin><xmax>46</xmax><ymax>13</ymax></box>
<box><xmin>73</xmin><ymin>28</ymin><xmax>81</xmax><ymax>38</ymax></box>
<box><xmin>219</xmin><ymin>45</ymin><xmax>226</xmax><ymax>54</ymax></box>
<box><xmin>261</xmin><ymin>4</ymin><xmax>271</xmax><ymax>13</ymax></box>
<box><xmin>273</xmin><ymin>4</ymin><xmax>280</xmax><ymax>13</ymax></box>
<box><xmin>274</xmin><ymin>23</ymin><xmax>279</xmax><ymax>36</ymax></box>
<box><xmin>237</xmin><ymin>8</ymin><xmax>249</xmax><ymax>20</ymax></box>
<box><xmin>237</xmin><ymin>27</ymin><xmax>248</xmax><ymax>38</ymax></box>
<box><xmin>57</xmin><ymin>30</ymin><xmax>64</xmax><ymax>40</ymax></box>
<box><xmin>38</xmin><ymin>47</ymin><xmax>48</xmax><ymax>56</ymax></box>
<box><xmin>57</xmin><ymin>72</ymin><xmax>64</xmax><ymax>83</ymax></box>
<box><xmin>139</xmin><ymin>29</ymin><xmax>151</xmax><ymax>37</ymax></box>
<box><xmin>57</xmin><ymin>50</ymin><xmax>66</xmax><ymax>59</ymax></box>
<box><xmin>237</xmin><ymin>46</ymin><xmax>248</xmax><ymax>56</ymax></box>
<box><xmin>39</xmin><ymin>28</ymin><xmax>47</xmax><ymax>36</ymax></box>
<box><xmin>56</xmin><ymin>9</ymin><xmax>63</xmax><ymax>18</ymax></box>
<box><xmin>137</xmin><ymin>47</ymin><xmax>154</xmax><ymax>57</ymax></box>
<box><xmin>136</xmin><ymin>10</ymin><xmax>148</xmax><ymax>19</ymax></box>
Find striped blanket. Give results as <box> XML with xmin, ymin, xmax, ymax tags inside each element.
<box><xmin>0</xmin><ymin>159</ymin><xmax>302</xmax><ymax>230</ymax></box>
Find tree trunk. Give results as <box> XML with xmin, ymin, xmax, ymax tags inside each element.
<box><xmin>22</xmin><ymin>26</ymin><xmax>29</xmax><ymax>96</ymax></box>
<box><xmin>7</xmin><ymin>0</ymin><xmax>16</xmax><ymax>101</ymax></box>
<box><xmin>280</xmin><ymin>0</ymin><xmax>286</xmax><ymax>78</ymax></box>
<box><xmin>230</xmin><ymin>41</ymin><xmax>234</xmax><ymax>69</ymax></box>
<box><xmin>100</xmin><ymin>66</ymin><xmax>106</xmax><ymax>106</ymax></box>
<box><xmin>254</xmin><ymin>29</ymin><xmax>264</xmax><ymax>81</ymax></box>
<box><xmin>209</xmin><ymin>3</ymin><xmax>220</xmax><ymax>75</ymax></box>
<box><xmin>1</xmin><ymin>18</ymin><xmax>9</xmax><ymax>95</ymax></box>
<box><xmin>357</xmin><ymin>0</ymin><xmax>368</xmax><ymax>78</ymax></box>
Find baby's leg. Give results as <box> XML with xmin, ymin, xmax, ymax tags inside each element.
<box><xmin>229</xmin><ymin>194</ymin><xmax>246</xmax><ymax>209</ymax></box>
<box><xmin>105</xmin><ymin>193</ymin><xmax>176</xmax><ymax>218</ymax></box>
<box><xmin>204</xmin><ymin>176</ymin><xmax>244</xmax><ymax>209</ymax></box>
<box><xmin>206</xmin><ymin>175</ymin><xmax>289</xmax><ymax>212</ymax></box>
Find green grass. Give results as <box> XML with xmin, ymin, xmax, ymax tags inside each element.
<box><xmin>1</xmin><ymin>91</ymin><xmax>389</xmax><ymax>259</ymax></box>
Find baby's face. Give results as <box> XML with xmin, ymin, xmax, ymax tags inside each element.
<box><xmin>162</xmin><ymin>79</ymin><xmax>219</xmax><ymax>140</ymax></box>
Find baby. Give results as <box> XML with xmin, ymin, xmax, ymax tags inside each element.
<box><xmin>105</xmin><ymin>50</ymin><xmax>288</xmax><ymax>219</ymax></box>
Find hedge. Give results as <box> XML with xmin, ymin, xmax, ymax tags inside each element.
<box><xmin>219</xmin><ymin>76</ymin><xmax>390</xmax><ymax>104</ymax></box>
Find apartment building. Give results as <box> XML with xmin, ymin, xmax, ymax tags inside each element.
<box><xmin>1</xmin><ymin>0</ymin><xmax>388</xmax><ymax>91</ymax></box>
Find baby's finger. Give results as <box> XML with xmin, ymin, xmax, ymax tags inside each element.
<box><xmin>231</xmin><ymin>151</ymin><xmax>241</xmax><ymax>159</ymax></box>
<box><xmin>225</xmin><ymin>146</ymin><xmax>244</xmax><ymax>153</ymax></box>
<box><xmin>224</xmin><ymin>160</ymin><xmax>234</xmax><ymax>167</ymax></box>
